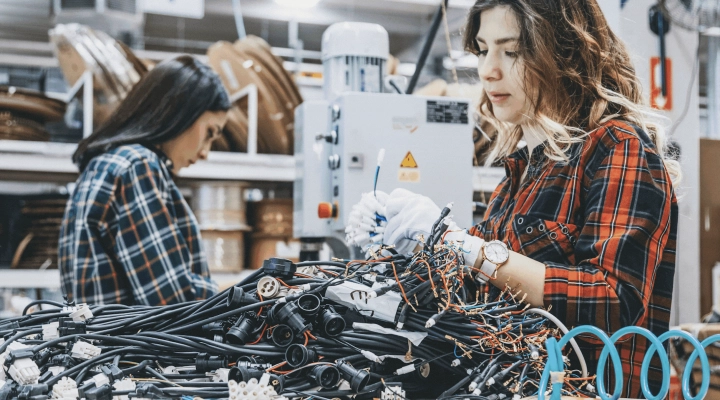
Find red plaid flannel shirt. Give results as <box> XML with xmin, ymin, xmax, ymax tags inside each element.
<box><xmin>470</xmin><ymin>120</ymin><xmax>677</xmax><ymax>397</ymax></box>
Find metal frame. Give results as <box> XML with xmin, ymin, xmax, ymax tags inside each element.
<box><xmin>63</xmin><ymin>71</ymin><xmax>94</xmax><ymax>138</ymax></box>
<box><xmin>229</xmin><ymin>84</ymin><xmax>259</xmax><ymax>156</ymax></box>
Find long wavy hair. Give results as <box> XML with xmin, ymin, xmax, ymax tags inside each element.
<box><xmin>463</xmin><ymin>0</ymin><xmax>680</xmax><ymax>185</ymax></box>
<box><xmin>73</xmin><ymin>55</ymin><xmax>231</xmax><ymax>171</ymax></box>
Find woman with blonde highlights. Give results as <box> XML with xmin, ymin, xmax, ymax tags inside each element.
<box><xmin>347</xmin><ymin>0</ymin><xmax>678</xmax><ymax>396</ymax></box>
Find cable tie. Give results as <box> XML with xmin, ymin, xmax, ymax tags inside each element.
<box><xmin>550</xmin><ymin>371</ymin><xmax>565</xmax><ymax>384</ymax></box>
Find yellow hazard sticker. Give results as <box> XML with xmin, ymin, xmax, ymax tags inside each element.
<box><xmin>400</xmin><ymin>152</ymin><xmax>418</xmax><ymax>168</ymax></box>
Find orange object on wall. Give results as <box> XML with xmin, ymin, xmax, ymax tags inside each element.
<box><xmin>650</xmin><ymin>56</ymin><xmax>672</xmax><ymax>111</ymax></box>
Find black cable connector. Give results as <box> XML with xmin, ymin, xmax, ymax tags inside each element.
<box><xmin>336</xmin><ymin>361</ymin><xmax>370</xmax><ymax>393</ymax></box>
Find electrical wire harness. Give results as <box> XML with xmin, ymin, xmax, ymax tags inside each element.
<box><xmin>0</xmin><ymin>212</ymin><xmax>605</xmax><ymax>399</ymax></box>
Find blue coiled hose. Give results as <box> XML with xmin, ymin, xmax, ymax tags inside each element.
<box><xmin>540</xmin><ymin>326</ymin><xmax>713</xmax><ymax>400</ymax></box>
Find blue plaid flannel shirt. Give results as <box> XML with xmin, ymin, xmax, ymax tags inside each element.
<box><xmin>59</xmin><ymin>144</ymin><xmax>218</xmax><ymax>305</ymax></box>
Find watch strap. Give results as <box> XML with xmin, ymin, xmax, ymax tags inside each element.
<box><xmin>476</xmin><ymin>259</ymin><xmax>498</xmax><ymax>283</ymax></box>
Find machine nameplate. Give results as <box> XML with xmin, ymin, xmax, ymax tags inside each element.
<box><xmin>426</xmin><ymin>100</ymin><xmax>469</xmax><ymax>124</ymax></box>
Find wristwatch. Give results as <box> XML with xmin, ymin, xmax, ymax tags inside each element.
<box><xmin>476</xmin><ymin>240</ymin><xmax>510</xmax><ymax>283</ymax></box>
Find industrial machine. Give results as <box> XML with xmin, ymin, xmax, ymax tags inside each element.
<box><xmin>293</xmin><ymin>20</ymin><xmax>474</xmax><ymax>259</ymax></box>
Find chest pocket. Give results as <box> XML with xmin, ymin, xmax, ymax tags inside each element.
<box><xmin>508</xmin><ymin>214</ymin><xmax>580</xmax><ymax>265</ymax></box>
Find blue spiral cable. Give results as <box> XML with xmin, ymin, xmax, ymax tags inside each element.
<box><xmin>540</xmin><ymin>325</ymin><xmax>713</xmax><ymax>400</ymax></box>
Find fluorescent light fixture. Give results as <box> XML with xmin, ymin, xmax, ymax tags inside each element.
<box><xmin>274</xmin><ymin>0</ymin><xmax>323</xmax><ymax>8</ymax></box>
<box><xmin>702</xmin><ymin>27</ymin><xmax>720</xmax><ymax>37</ymax></box>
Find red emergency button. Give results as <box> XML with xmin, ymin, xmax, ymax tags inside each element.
<box><xmin>318</xmin><ymin>202</ymin><xmax>337</xmax><ymax>219</ymax></box>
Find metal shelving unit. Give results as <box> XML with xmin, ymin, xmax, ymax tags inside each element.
<box><xmin>0</xmin><ymin>269</ymin><xmax>256</xmax><ymax>289</ymax></box>
<box><xmin>0</xmin><ymin>138</ymin><xmax>501</xmax><ymax>189</ymax></box>
<box><xmin>0</xmin><ymin>139</ymin><xmax>295</xmax><ymax>182</ymax></box>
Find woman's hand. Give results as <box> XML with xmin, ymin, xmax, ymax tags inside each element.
<box><xmin>345</xmin><ymin>191</ymin><xmax>389</xmax><ymax>248</ymax></box>
<box><xmin>347</xmin><ymin>188</ymin><xmax>449</xmax><ymax>254</ymax></box>
<box><xmin>382</xmin><ymin>188</ymin><xmax>443</xmax><ymax>254</ymax></box>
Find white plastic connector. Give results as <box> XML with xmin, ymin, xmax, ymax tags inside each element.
<box><xmin>586</xmin><ymin>383</ymin><xmax>596</xmax><ymax>393</ymax></box>
<box><xmin>228</xmin><ymin>375</ymin><xmax>285</xmax><ymax>400</ymax></box>
<box><xmin>112</xmin><ymin>378</ymin><xmax>136</xmax><ymax>400</ymax></box>
<box><xmin>8</xmin><ymin>356</ymin><xmax>40</xmax><ymax>384</ymax></box>
<box><xmin>257</xmin><ymin>277</ymin><xmax>281</xmax><ymax>298</ymax></box>
<box><xmin>43</xmin><ymin>322</ymin><xmax>60</xmax><ymax>340</ymax></box>
<box><xmin>71</xmin><ymin>341</ymin><xmax>101</xmax><ymax>360</ymax></box>
<box><xmin>0</xmin><ymin>341</ymin><xmax>25</xmax><ymax>380</ymax></box>
<box><xmin>425</xmin><ymin>317</ymin><xmax>437</xmax><ymax>328</ymax></box>
<box><xmin>472</xmin><ymin>388</ymin><xmax>481</xmax><ymax>396</ymax></box>
<box><xmin>70</xmin><ymin>304</ymin><xmax>93</xmax><ymax>322</ymax></box>
<box><xmin>62</xmin><ymin>305</ymin><xmax>77</xmax><ymax>314</ymax></box>
<box><xmin>211</xmin><ymin>368</ymin><xmax>231</xmax><ymax>382</ymax></box>
<box><xmin>296</xmin><ymin>266</ymin><xmax>318</xmax><ymax>276</ymax></box>
<box><xmin>394</xmin><ymin>364</ymin><xmax>416</xmax><ymax>375</ymax></box>
<box><xmin>162</xmin><ymin>366</ymin><xmax>178</xmax><ymax>375</ymax></box>
<box><xmin>91</xmin><ymin>373</ymin><xmax>110</xmax><ymax>387</ymax></box>
<box><xmin>468</xmin><ymin>381</ymin><xmax>478</xmax><ymax>392</ymax></box>
<box><xmin>361</xmin><ymin>350</ymin><xmax>381</xmax><ymax>363</ymax></box>
<box><xmin>228</xmin><ymin>380</ymin><xmax>240</xmax><ymax>400</ymax></box>
<box><xmin>486</xmin><ymin>377</ymin><xmax>497</xmax><ymax>386</ymax></box>
<box><xmin>287</xmin><ymin>284</ymin><xmax>312</xmax><ymax>297</ymax></box>
<box><xmin>52</xmin><ymin>377</ymin><xmax>79</xmax><ymax>399</ymax></box>
<box><xmin>513</xmin><ymin>395</ymin><xmax>522</xmax><ymax>400</ymax></box>
<box><xmin>48</xmin><ymin>366</ymin><xmax>66</xmax><ymax>376</ymax></box>
<box><xmin>450</xmin><ymin>359</ymin><xmax>461</xmax><ymax>367</ymax></box>
<box><xmin>380</xmin><ymin>385</ymin><xmax>405</xmax><ymax>400</ymax></box>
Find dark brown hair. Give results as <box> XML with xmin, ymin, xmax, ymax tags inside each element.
<box><xmin>73</xmin><ymin>55</ymin><xmax>231</xmax><ymax>170</ymax></box>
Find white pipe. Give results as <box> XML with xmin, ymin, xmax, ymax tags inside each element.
<box><xmin>525</xmin><ymin>308</ymin><xmax>588</xmax><ymax>378</ymax></box>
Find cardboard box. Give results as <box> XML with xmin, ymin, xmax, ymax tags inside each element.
<box><xmin>672</xmin><ymin>323</ymin><xmax>720</xmax><ymax>398</ymax></box>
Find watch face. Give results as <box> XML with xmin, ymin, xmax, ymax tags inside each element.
<box><xmin>485</xmin><ymin>241</ymin><xmax>509</xmax><ymax>264</ymax></box>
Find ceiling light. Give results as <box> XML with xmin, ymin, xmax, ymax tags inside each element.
<box><xmin>274</xmin><ymin>0</ymin><xmax>323</xmax><ymax>8</ymax></box>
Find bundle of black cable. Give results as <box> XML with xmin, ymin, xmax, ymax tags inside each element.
<box><xmin>0</xmin><ymin>251</ymin><xmax>596</xmax><ymax>400</ymax></box>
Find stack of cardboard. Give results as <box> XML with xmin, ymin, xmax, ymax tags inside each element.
<box><xmin>207</xmin><ymin>36</ymin><xmax>303</xmax><ymax>155</ymax></box>
<box><xmin>0</xmin><ymin>86</ymin><xmax>66</xmax><ymax>141</ymax></box>
<box><xmin>49</xmin><ymin>24</ymin><xmax>147</xmax><ymax>125</ymax></box>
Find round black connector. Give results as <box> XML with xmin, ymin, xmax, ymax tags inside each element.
<box><xmin>309</xmin><ymin>365</ymin><xmax>340</xmax><ymax>389</ymax></box>
<box><xmin>228</xmin><ymin>365</ymin><xmax>263</xmax><ymax>383</ymax></box>
<box><xmin>225</xmin><ymin>313</ymin><xmax>259</xmax><ymax>345</ymax></box>
<box><xmin>195</xmin><ymin>353</ymin><xmax>227</xmax><ymax>373</ymax></box>
<box><xmin>285</xmin><ymin>344</ymin><xmax>317</xmax><ymax>368</ymax></box>
<box><xmin>271</xmin><ymin>324</ymin><xmax>294</xmax><ymax>347</ymax></box>
<box><xmin>297</xmin><ymin>293</ymin><xmax>321</xmax><ymax>316</ymax></box>
<box><xmin>227</xmin><ymin>287</ymin><xmax>256</xmax><ymax>308</ymax></box>
<box><xmin>318</xmin><ymin>306</ymin><xmax>345</xmax><ymax>337</ymax></box>
<box><xmin>337</xmin><ymin>361</ymin><xmax>370</xmax><ymax>392</ymax></box>
<box><xmin>274</xmin><ymin>302</ymin><xmax>311</xmax><ymax>335</ymax></box>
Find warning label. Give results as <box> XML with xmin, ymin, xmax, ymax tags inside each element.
<box><xmin>400</xmin><ymin>152</ymin><xmax>418</xmax><ymax>168</ymax></box>
<box><xmin>426</xmin><ymin>100</ymin><xmax>469</xmax><ymax>124</ymax></box>
<box><xmin>398</xmin><ymin>169</ymin><xmax>420</xmax><ymax>183</ymax></box>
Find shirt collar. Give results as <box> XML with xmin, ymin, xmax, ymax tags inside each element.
<box><xmin>149</xmin><ymin>145</ymin><xmax>175</xmax><ymax>171</ymax></box>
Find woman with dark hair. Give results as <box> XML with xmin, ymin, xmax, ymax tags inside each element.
<box><xmin>347</xmin><ymin>0</ymin><xmax>677</xmax><ymax>397</ymax></box>
<box><xmin>59</xmin><ymin>55</ymin><xmax>231</xmax><ymax>306</ymax></box>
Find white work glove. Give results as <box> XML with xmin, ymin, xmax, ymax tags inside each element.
<box><xmin>345</xmin><ymin>191</ymin><xmax>389</xmax><ymax>247</ymax></box>
<box><xmin>383</xmin><ymin>188</ymin><xmax>442</xmax><ymax>254</ymax></box>
<box><xmin>384</xmin><ymin>188</ymin><xmax>484</xmax><ymax>264</ymax></box>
